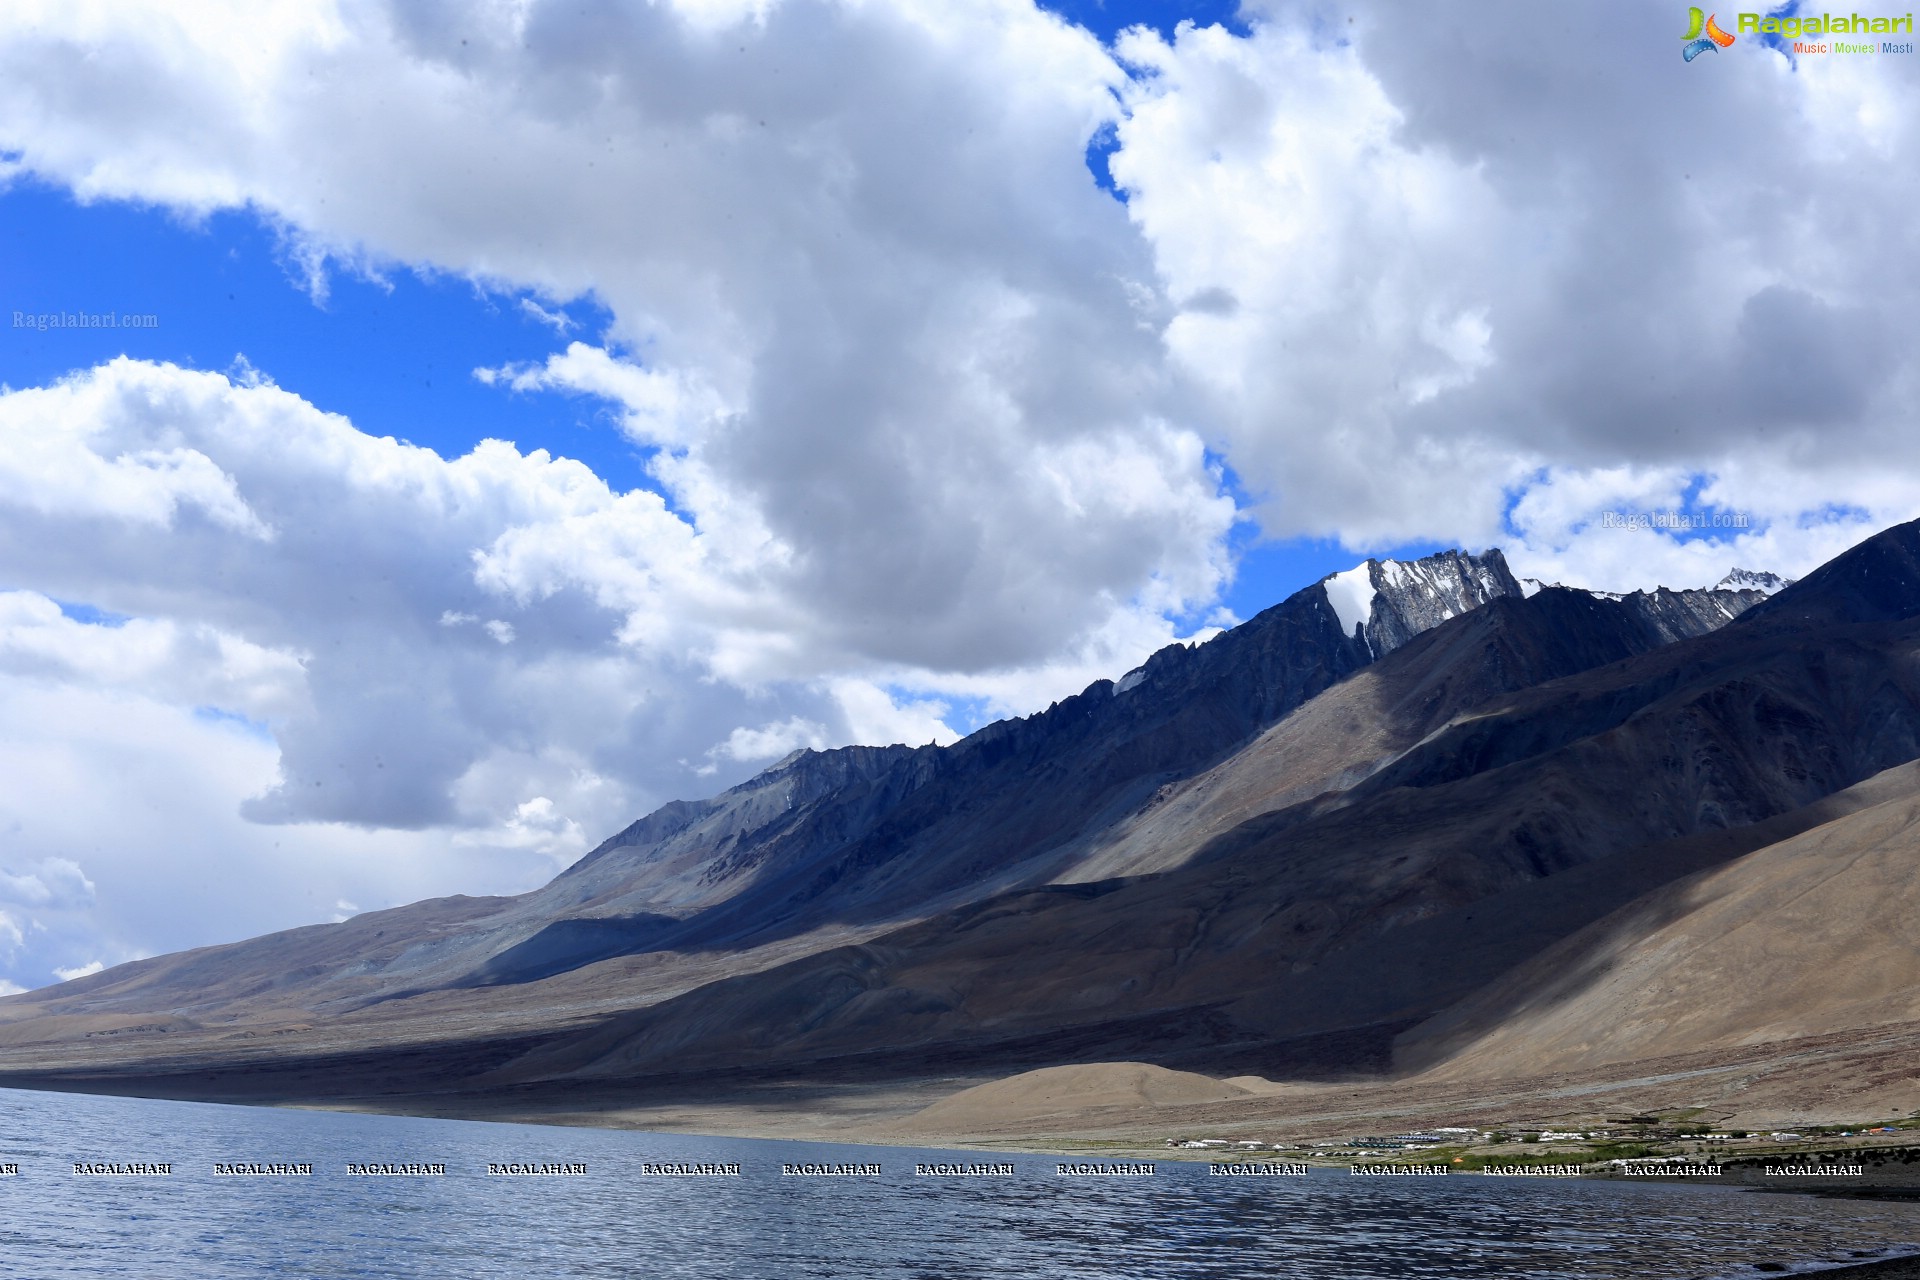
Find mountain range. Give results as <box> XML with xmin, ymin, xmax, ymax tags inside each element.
<box><xmin>5</xmin><ymin>521</ymin><xmax>1919</xmax><ymax>1137</ymax></box>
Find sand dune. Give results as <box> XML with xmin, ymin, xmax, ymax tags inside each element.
<box><xmin>899</xmin><ymin>1062</ymin><xmax>1253</xmax><ymax>1132</ymax></box>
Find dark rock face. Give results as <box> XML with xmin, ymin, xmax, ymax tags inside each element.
<box><xmin>1615</xmin><ymin>585</ymin><xmax>1772</xmax><ymax>643</ymax></box>
<box><xmin>1349</xmin><ymin>550</ymin><xmax>1523</xmax><ymax>654</ymax></box>
<box><xmin>549</xmin><ymin>744</ymin><xmax>933</xmax><ymax>917</ymax></box>
<box><xmin>1742</xmin><ymin>523</ymin><xmax>1920</xmax><ymax>628</ymax></box>
<box><xmin>562</xmin><ymin>745</ymin><xmax>925</xmax><ymax>891</ymax></box>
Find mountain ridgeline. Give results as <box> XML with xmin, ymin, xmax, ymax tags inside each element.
<box><xmin>515</xmin><ymin>550</ymin><xmax>1769</xmax><ymax>971</ymax></box>
<box><xmin>14</xmin><ymin>525</ymin><xmax>1920</xmax><ymax>1124</ymax></box>
<box><xmin>525</xmin><ymin>550</ymin><xmax>1512</xmax><ymax>958</ymax></box>
<box><xmin>6</xmin><ymin>547</ymin><xmax>1567</xmax><ymax>1018</ymax></box>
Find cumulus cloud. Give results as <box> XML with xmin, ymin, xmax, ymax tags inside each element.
<box><xmin>0</xmin><ymin>669</ymin><xmax>559</xmax><ymax>985</ymax></box>
<box><xmin>702</xmin><ymin>716</ymin><xmax>831</xmax><ymax>774</ymax></box>
<box><xmin>1110</xmin><ymin>3</ymin><xmax>1920</xmax><ymax>577</ymax></box>
<box><xmin>0</xmin><ymin>589</ymin><xmax>308</xmax><ymax>722</ymax></box>
<box><xmin>0</xmin><ymin>858</ymin><xmax>97</xmax><ymax>910</ymax></box>
<box><xmin>0</xmin><ymin>376</ymin><xmax>273</xmax><ymax>538</ymax></box>
<box><xmin>475</xmin><ymin>343</ymin><xmax>728</xmax><ymax>452</ymax></box>
<box><xmin>0</xmin><ymin>0</ymin><xmax>1234</xmax><ymax>674</ymax></box>
<box><xmin>5</xmin><ymin>0</ymin><xmax>1918</xmax><ymax>602</ymax></box>
<box><xmin>453</xmin><ymin>796</ymin><xmax>587</xmax><ymax>862</ymax></box>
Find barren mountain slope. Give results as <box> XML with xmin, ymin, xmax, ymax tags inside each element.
<box><xmin>1397</xmin><ymin>758</ymin><xmax>1920</xmax><ymax>1079</ymax></box>
<box><xmin>3</xmin><ymin>551</ymin><xmax>1755</xmax><ymax>1038</ymax></box>
<box><xmin>481</xmin><ymin>540</ymin><xmax>1920</xmax><ymax>1090</ymax></box>
<box><xmin>1057</xmin><ymin>584</ymin><xmax>1767</xmax><ymax>883</ymax></box>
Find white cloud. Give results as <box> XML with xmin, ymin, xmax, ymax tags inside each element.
<box><xmin>1108</xmin><ymin>15</ymin><xmax>1521</xmax><ymax>549</ymax></box>
<box><xmin>516</xmin><ymin>296</ymin><xmax>574</xmax><ymax>335</ymax></box>
<box><xmin>827</xmin><ymin>679</ymin><xmax>959</xmax><ymax>750</ymax></box>
<box><xmin>476</xmin><ymin>343</ymin><xmax>728</xmax><ymax>450</ymax></box>
<box><xmin>0</xmin><ymin>858</ymin><xmax>96</xmax><ymax>910</ymax></box>
<box><xmin>0</xmin><ymin>670</ymin><xmax>558</xmax><ymax>988</ymax></box>
<box><xmin>0</xmin><ymin>589</ymin><xmax>309</xmax><ymax>722</ymax></box>
<box><xmin>5</xmin><ymin>0</ymin><xmax>1919</xmax><ymax>598</ymax></box>
<box><xmin>460</xmin><ymin>795</ymin><xmax>589</xmax><ymax>863</ymax></box>
<box><xmin>705</xmin><ymin>716</ymin><xmax>831</xmax><ymax>772</ymax></box>
<box><xmin>1109</xmin><ymin>6</ymin><xmax>1920</xmax><ymax>567</ymax></box>
<box><xmin>0</xmin><ymin>378</ymin><xmax>273</xmax><ymax>538</ymax></box>
<box><xmin>52</xmin><ymin>960</ymin><xmax>104</xmax><ymax>982</ymax></box>
<box><xmin>0</xmin><ymin>0</ymin><xmax>1235</xmax><ymax>670</ymax></box>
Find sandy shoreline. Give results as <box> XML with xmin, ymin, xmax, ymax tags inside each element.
<box><xmin>1786</xmin><ymin>1259</ymin><xmax>1920</xmax><ymax>1278</ymax></box>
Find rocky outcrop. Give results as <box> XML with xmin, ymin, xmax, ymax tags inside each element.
<box><xmin>1321</xmin><ymin>550</ymin><xmax>1521</xmax><ymax>655</ymax></box>
<box><xmin>1614</xmin><ymin>585</ymin><xmax>1772</xmax><ymax>643</ymax></box>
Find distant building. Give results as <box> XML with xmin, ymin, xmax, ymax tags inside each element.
<box><xmin>1349</xmin><ymin>1134</ymin><xmax>1450</xmax><ymax>1148</ymax></box>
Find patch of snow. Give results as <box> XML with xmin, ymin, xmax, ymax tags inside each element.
<box><xmin>1113</xmin><ymin>668</ymin><xmax>1146</xmax><ymax>695</ymax></box>
<box><xmin>1715</xmin><ymin>568</ymin><xmax>1792</xmax><ymax>596</ymax></box>
<box><xmin>1322</xmin><ymin>563</ymin><xmax>1378</xmax><ymax>640</ymax></box>
<box><xmin>1520</xmin><ymin>577</ymin><xmax>1584</xmax><ymax>597</ymax></box>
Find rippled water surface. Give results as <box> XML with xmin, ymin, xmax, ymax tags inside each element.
<box><xmin>2</xmin><ymin>1087</ymin><xmax>1917</xmax><ymax>1278</ymax></box>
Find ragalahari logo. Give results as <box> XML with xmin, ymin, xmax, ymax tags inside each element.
<box><xmin>1683</xmin><ymin>7</ymin><xmax>1738</xmax><ymax>57</ymax></box>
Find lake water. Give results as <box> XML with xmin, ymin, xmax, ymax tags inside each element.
<box><xmin>2</xmin><ymin>1086</ymin><xmax>1916</xmax><ymax>1278</ymax></box>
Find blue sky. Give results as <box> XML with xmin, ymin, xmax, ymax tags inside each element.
<box><xmin>1038</xmin><ymin>0</ymin><xmax>1247</xmax><ymax>43</ymax></box>
<box><xmin>2</xmin><ymin>182</ymin><xmax>649</xmax><ymax>494</ymax></box>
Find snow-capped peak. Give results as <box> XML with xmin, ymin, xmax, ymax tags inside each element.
<box><xmin>1715</xmin><ymin>568</ymin><xmax>1793</xmax><ymax>596</ymax></box>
